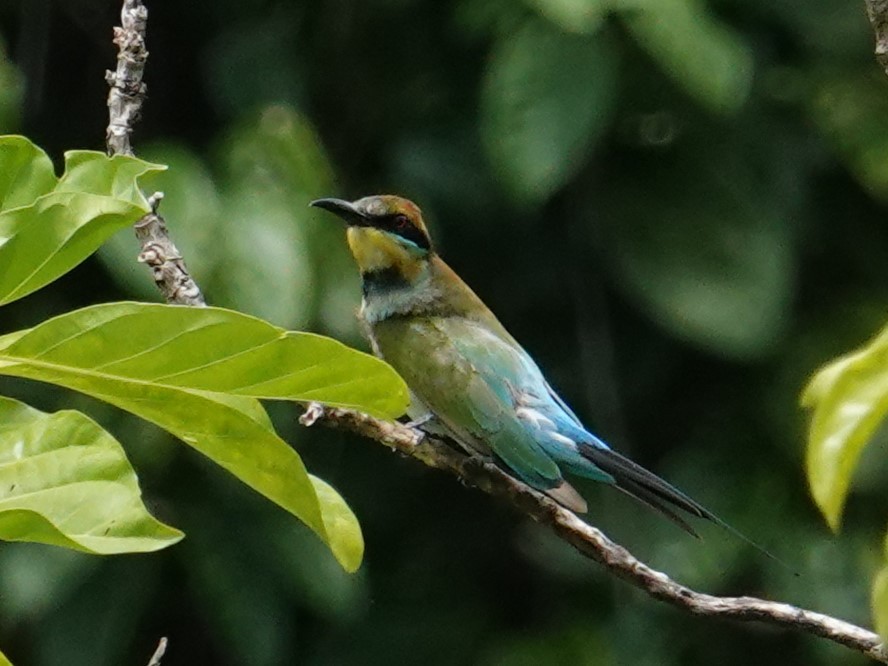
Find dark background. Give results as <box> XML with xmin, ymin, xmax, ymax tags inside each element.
<box><xmin>0</xmin><ymin>0</ymin><xmax>886</xmax><ymax>664</ymax></box>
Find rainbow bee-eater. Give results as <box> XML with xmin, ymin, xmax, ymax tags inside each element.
<box><xmin>311</xmin><ymin>194</ymin><xmax>718</xmax><ymax>534</ymax></box>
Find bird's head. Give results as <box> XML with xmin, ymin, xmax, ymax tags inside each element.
<box><xmin>310</xmin><ymin>195</ymin><xmax>432</xmax><ymax>280</ymax></box>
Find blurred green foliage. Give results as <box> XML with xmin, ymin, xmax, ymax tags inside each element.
<box><xmin>877</xmin><ymin>532</ymin><xmax>888</xmax><ymax>642</ymax></box>
<box><xmin>0</xmin><ymin>0</ymin><xmax>886</xmax><ymax>664</ymax></box>
<box><xmin>480</xmin><ymin>20</ymin><xmax>618</xmax><ymax>204</ymax></box>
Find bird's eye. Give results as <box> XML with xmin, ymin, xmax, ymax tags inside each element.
<box><xmin>393</xmin><ymin>214</ymin><xmax>410</xmax><ymax>229</ymax></box>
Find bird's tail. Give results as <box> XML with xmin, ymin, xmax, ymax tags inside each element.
<box><xmin>577</xmin><ymin>443</ymin><xmax>712</xmax><ymax>537</ymax></box>
<box><xmin>576</xmin><ymin>442</ymin><xmax>790</xmax><ymax>570</ymax></box>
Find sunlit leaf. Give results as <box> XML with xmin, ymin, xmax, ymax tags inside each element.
<box><xmin>0</xmin><ymin>302</ymin><xmax>408</xmax><ymax>568</ymax></box>
<box><xmin>480</xmin><ymin>20</ymin><xmax>618</xmax><ymax>206</ymax></box>
<box><xmin>309</xmin><ymin>475</ymin><xmax>363</xmax><ymax>573</ymax></box>
<box><xmin>0</xmin><ymin>193</ymin><xmax>145</xmax><ymax>306</ymax></box>
<box><xmin>0</xmin><ymin>147</ymin><xmax>163</xmax><ymax>305</ymax></box>
<box><xmin>0</xmin><ymin>302</ymin><xmax>407</xmax><ymax>416</ymax></box>
<box><xmin>0</xmin><ymin>395</ymin><xmax>182</xmax><ymax>554</ymax></box>
<box><xmin>874</xmin><ymin>530</ymin><xmax>888</xmax><ymax>643</ymax></box>
<box><xmin>0</xmin><ymin>329</ymin><xmax>25</xmax><ymax>350</ymax></box>
<box><xmin>802</xmin><ymin>323</ymin><xmax>888</xmax><ymax>530</ymax></box>
<box><xmin>618</xmin><ymin>0</ymin><xmax>753</xmax><ymax>114</ymax></box>
<box><xmin>0</xmin><ymin>136</ymin><xmax>54</xmax><ymax>210</ymax></box>
<box><xmin>54</xmin><ymin>151</ymin><xmax>163</xmax><ymax>208</ymax></box>
<box><xmin>0</xmin><ymin>647</ymin><xmax>11</xmax><ymax>666</ymax></box>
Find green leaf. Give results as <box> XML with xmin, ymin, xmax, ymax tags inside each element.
<box><xmin>0</xmin><ymin>193</ymin><xmax>145</xmax><ymax>306</ymax></box>
<box><xmin>0</xmin><ymin>146</ymin><xmax>164</xmax><ymax>305</ymax></box>
<box><xmin>480</xmin><ymin>20</ymin><xmax>618</xmax><ymax>206</ymax></box>
<box><xmin>601</xmin><ymin>142</ymin><xmax>794</xmax><ymax>358</ymax></box>
<box><xmin>874</xmin><ymin>530</ymin><xmax>888</xmax><ymax>643</ymax></box>
<box><xmin>309</xmin><ymin>475</ymin><xmax>363</xmax><ymax>573</ymax></box>
<box><xmin>0</xmin><ymin>395</ymin><xmax>182</xmax><ymax>553</ymax></box>
<box><xmin>0</xmin><ymin>135</ymin><xmax>55</xmax><ymax>210</ymax></box>
<box><xmin>619</xmin><ymin>0</ymin><xmax>753</xmax><ymax>114</ymax></box>
<box><xmin>213</xmin><ymin>184</ymin><xmax>316</xmax><ymax>328</ymax></box>
<box><xmin>522</xmin><ymin>0</ymin><xmax>608</xmax><ymax>33</ymax></box>
<box><xmin>0</xmin><ymin>39</ymin><xmax>24</xmax><ymax>133</ymax></box>
<box><xmin>0</xmin><ymin>302</ymin><xmax>407</xmax><ymax>417</ymax></box>
<box><xmin>215</xmin><ymin>106</ymin><xmax>337</xmax><ymax>328</ymax></box>
<box><xmin>808</xmin><ymin>71</ymin><xmax>888</xmax><ymax>202</ymax></box>
<box><xmin>54</xmin><ymin>150</ymin><xmax>164</xmax><ymax>208</ymax></box>
<box><xmin>220</xmin><ymin>105</ymin><xmax>335</xmax><ymax>200</ymax></box>
<box><xmin>0</xmin><ymin>648</ymin><xmax>11</xmax><ymax>666</ymax></box>
<box><xmin>802</xmin><ymin>323</ymin><xmax>888</xmax><ymax>530</ymax></box>
<box><xmin>0</xmin><ymin>329</ymin><xmax>26</xmax><ymax>350</ymax></box>
<box><xmin>0</xmin><ymin>302</ymin><xmax>408</xmax><ymax>569</ymax></box>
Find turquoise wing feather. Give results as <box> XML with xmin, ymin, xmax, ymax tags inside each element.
<box><xmin>373</xmin><ymin>316</ymin><xmax>564</xmax><ymax>490</ymax></box>
<box><xmin>444</xmin><ymin>318</ymin><xmax>615</xmax><ymax>485</ymax></box>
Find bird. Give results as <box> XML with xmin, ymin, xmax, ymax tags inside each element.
<box><xmin>310</xmin><ymin>194</ymin><xmax>723</xmax><ymax>536</ymax></box>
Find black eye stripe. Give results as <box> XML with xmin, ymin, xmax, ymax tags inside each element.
<box><xmin>378</xmin><ymin>214</ymin><xmax>430</xmax><ymax>250</ymax></box>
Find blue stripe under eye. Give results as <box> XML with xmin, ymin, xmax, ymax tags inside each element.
<box><xmin>385</xmin><ymin>231</ymin><xmax>428</xmax><ymax>252</ymax></box>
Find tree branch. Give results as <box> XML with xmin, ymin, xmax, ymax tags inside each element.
<box><xmin>300</xmin><ymin>402</ymin><xmax>888</xmax><ymax>664</ymax></box>
<box><xmin>146</xmin><ymin>637</ymin><xmax>167</xmax><ymax>666</ymax></box>
<box><xmin>105</xmin><ymin>0</ymin><xmax>206</xmax><ymax>307</ymax></box>
<box><xmin>865</xmin><ymin>0</ymin><xmax>888</xmax><ymax>77</ymax></box>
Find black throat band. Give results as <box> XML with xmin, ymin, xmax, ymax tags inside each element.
<box><xmin>361</xmin><ymin>267</ymin><xmax>410</xmax><ymax>298</ymax></box>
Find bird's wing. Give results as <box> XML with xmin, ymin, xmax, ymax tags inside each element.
<box><xmin>374</xmin><ymin>316</ymin><xmax>564</xmax><ymax>492</ymax></box>
<box><xmin>545</xmin><ymin>380</ymin><xmax>584</xmax><ymax>428</ymax></box>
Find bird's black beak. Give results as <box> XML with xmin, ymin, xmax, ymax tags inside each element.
<box><xmin>309</xmin><ymin>198</ymin><xmax>369</xmax><ymax>226</ymax></box>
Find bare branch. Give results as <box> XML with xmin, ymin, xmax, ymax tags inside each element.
<box><xmin>300</xmin><ymin>403</ymin><xmax>888</xmax><ymax>664</ymax></box>
<box><xmin>146</xmin><ymin>637</ymin><xmax>167</xmax><ymax>666</ymax></box>
<box><xmin>134</xmin><ymin>193</ymin><xmax>206</xmax><ymax>306</ymax></box>
<box><xmin>106</xmin><ymin>0</ymin><xmax>206</xmax><ymax>306</ymax></box>
<box><xmin>105</xmin><ymin>0</ymin><xmax>147</xmax><ymax>157</ymax></box>
<box><xmin>865</xmin><ymin>0</ymin><xmax>888</xmax><ymax>76</ymax></box>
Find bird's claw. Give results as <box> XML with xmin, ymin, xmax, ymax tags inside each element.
<box><xmin>404</xmin><ymin>412</ymin><xmax>435</xmax><ymax>430</ymax></box>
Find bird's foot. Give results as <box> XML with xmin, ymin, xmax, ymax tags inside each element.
<box><xmin>403</xmin><ymin>412</ymin><xmax>435</xmax><ymax>430</ymax></box>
